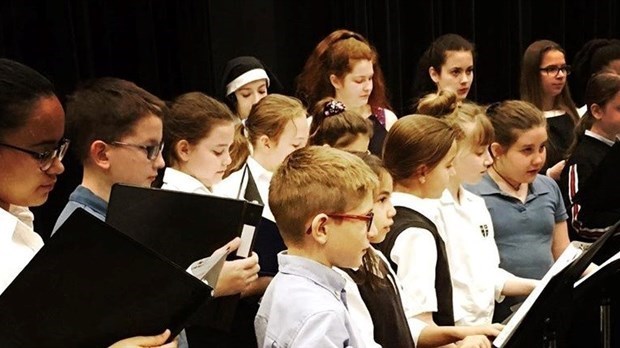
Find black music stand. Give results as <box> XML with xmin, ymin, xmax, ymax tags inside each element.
<box><xmin>494</xmin><ymin>219</ymin><xmax>620</xmax><ymax>348</ymax></box>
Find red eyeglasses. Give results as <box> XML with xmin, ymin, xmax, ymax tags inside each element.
<box><xmin>306</xmin><ymin>212</ymin><xmax>374</xmax><ymax>234</ymax></box>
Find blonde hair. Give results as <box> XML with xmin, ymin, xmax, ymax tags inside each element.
<box><xmin>383</xmin><ymin>115</ymin><xmax>458</xmax><ymax>183</ymax></box>
<box><xmin>226</xmin><ymin>94</ymin><xmax>307</xmax><ymax>175</ymax></box>
<box><xmin>418</xmin><ymin>90</ymin><xmax>494</xmax><ymax>148</ymax></box>
<box><xmin>269</xmin><ymin>146</ymin><xmax>378</xmax><ymax>246</ymax></box>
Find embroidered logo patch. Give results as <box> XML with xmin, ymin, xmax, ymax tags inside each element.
<box><xmin>480</xmin><ymin>224</ymin><xmax>489</xmax><ymax>237</ymax></box>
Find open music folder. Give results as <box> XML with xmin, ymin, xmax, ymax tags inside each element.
<box><xmin>106</xmin><ymin>183</ymin><xmax>264</xmax><ymax>332</ymax></box>
<box><xmin>0</xmin><ymin>209</ymin><xmax>212</xmax><ymax>348</ymax></box>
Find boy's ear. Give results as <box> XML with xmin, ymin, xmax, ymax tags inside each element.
<box><xmin>489</xmin><ymin>142</ymin><xmax>505</xmax><ymax>158</ymax></box>
<box><xmin>175</xmin><ymin>139</ymin><xmax>192</xmax><ymax>163</ymax></box>
<box><xmin>309</xmin><ymin>213</ymin><xmax>329</xmax><ymax>245</ymax></box>
<box><xmin>89</xmin><ymin>140</ymin><xmax>111</xmax><ymax>170</ymax></box>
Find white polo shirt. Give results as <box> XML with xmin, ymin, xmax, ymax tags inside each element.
<box><xmin>0</xmin><ymin>205</ymin><xmax>44</xmax><ymax>295</ymax></box>
<box><xmin>437</xmin><ymin>188</ymin><xmax>511</xmax><ymax>325</ymax></box>
<box><xmin>389</xmin><ymin>191</ymin><xmax>444</xmax><ymax>317</ymax></box>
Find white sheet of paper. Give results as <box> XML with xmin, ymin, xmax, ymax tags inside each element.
<box><xmin>574</xmin><ymin>249</ymin><xmax>620</xmax><ymax>287</ymax></box>
<box><xmin>187</xmin><ymin>246</ymin><xmax>229</xmax><ymax>288</ymax></box>
<box><xmin>493</xmin><ymin>241</ymin><xmax>590</xmax><ymax>347</ymax></box>
<box><xmin>236</xmin><ymin>224</ymin><xmax>255</xmax><ymax>258</ymax></box>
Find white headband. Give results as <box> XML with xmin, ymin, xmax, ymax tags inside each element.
<box><xmin>225</xmin><ymin>69</ymin><xmax>270</xmax><ymax>96</ymax></box>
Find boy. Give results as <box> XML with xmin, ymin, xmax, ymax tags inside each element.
<box><xmin>53</xmin><ymin>77</ymin><xmax>166</xmax><ymax>230</ymax></box>
<box><xmin>256</xmin><ymin>146</ymin><xmax>378</xmax><ymax>347</ymax></box>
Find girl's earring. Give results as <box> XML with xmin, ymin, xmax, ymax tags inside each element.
<box><xmin>419</xmin><ymin>176</ymin><xmax>426</xmax><ymax>184</ymax></box>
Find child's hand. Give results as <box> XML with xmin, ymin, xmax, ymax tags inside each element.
<box><xmin>546</xmin><ymin>160</ymin><xmax>566</xmax><ymax>180</ymax></box>
<box><xmin>214</xmin><ymin>251</ymin><xmax>260</xmax><ymax>297</ymax></box>
<box><xmin>456</xmin><ymin>335</ymin><xmax>492</xmax><ymax>348</ymax></box>
<box><xmin>108</xmin><ymin>329</ymin><xmax>178</xmax><ymax>348</ymax></box>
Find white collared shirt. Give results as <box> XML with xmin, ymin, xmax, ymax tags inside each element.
<box><xmin>437</xmin><ymin>188</ymin><xmax>511</xmax><ymax>325</ymax></box>
<box><xmin>161</xmin><ymin>167</ymin><xmax>213</xmax><ymax>196</ymax></box>
<box><xmin>213</xmin><ymin>156</ymin><xmax>275</xmax><ymax>222</ymax></box>
<box><xmin>389</xmin><ymin>191</ymin><xmax>443</xmax><ymax>317</ymax></box>
<box><xmin>0</xmin><ymin>205</ymin><xmax>44</xmax><ymax>295</ymax></box>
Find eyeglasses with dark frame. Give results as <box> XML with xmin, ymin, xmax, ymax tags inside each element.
<box><xmin>539</xmin><ymin>64</ymin><xmax>572</xmax><ymax>77</ymax></box>
<box><xmin>0</xmin><ymin>138</ymin><xmax>70</xmax><ymax>171</ymax></box>
<box><xmin>306</xmin><ymin>211</ymin><xmax>375</xmax><ymax>234</ymax></box>
<box><xmin>110</xmin><ymin>141</ymin><xmax>164</xmax><ymax>161</ymax></box>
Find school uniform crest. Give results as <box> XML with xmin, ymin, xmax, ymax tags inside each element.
<box><xmin>479</xmin><ymin>224</ymin><xmax>489</xmax><ymax>237</ymax></box>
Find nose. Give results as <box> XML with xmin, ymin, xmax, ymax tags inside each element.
<box><xmin>363</xmin><ymin>79</ymin><xmax>373</xmax><ymax>92</ymax></box>
<box><xmin>367</xmin><ymin>221</ymin><xmax>378</xmax><ymax>239</ymax></box>
<box><xmin>223</xmin><ymin>150</ymin><xmax>232</xmax><ymax>167</ymax></box>
<box><xmin>46</xmin><ymin>157</ymin><xmax>65</xmax><ymax>175</ymax></box>
<box><xmin>484</xmin><ymin>149</ymin><xmax>493</xmax><ymax>166</ymax></box>
<box><xmin>251</xmin><ymin>91</ymin><xmax>262</xmax><ymax>105</ymax></box>
<box><xmin>154</xmin><ymin>150</ymin><xmax>166</xmax><ymax>169</ymax></box>
<box><xmin>387</xmin><ymin>203</ymin><xmax>396</xmax><ymax>219</ymax></box>
<box><xmin>533</xmin><ymin>150</ymin><xmax>545</xmax><ymax>166</ymax></box>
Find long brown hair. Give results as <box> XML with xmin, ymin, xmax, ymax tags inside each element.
<box><xmin>296</xmin><ymin>29</ymin><xmax>391</xmax><ymax>111</ymax></box>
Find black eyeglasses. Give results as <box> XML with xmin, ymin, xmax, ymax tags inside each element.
<box><xmin>111</xmin><ymin>141</ymin><xmax>164</xmax><ymax>161</ymax></box>
<box><xmin>539</xmin><ymin>64</ymin><xmax>571</xmax><ymax>77</ymax></box>
<box><xmin>0</xmin><ymin>138</ymin><xmax>70</xmax><ymax>171</ymax></box>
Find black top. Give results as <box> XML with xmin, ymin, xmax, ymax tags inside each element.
<box><xmin>559</xmin><ymin>134</ymin><xmax>612</xmax><ymax>240</ymax></box>
<box><xmin>543</xmin><ymin>113</ymin><xmax>576</xmax><ymax>176</ymax></box>
<box><xmin>374</xmin><ymin>206</ymin><xmax>455</xmax><ymax>326</ymax></box>
<box><xmin>345</xmin><ymin>259</ymin><xmax>416</xmax><ymax>348</ymax></box>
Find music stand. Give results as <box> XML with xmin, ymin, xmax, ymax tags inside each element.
<box><xmin>493</xmin><ymin>219</ymin><xmax>620</xmax><ymax>348</ymax></box>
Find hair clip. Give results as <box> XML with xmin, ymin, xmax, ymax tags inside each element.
<box><xmin>323</xmin><ymin>100</ymin><xmax>346</xmax><ymax>117</ymax></box>
<box><xmin>485</xmin><ymin>102</ymin><xmax>501</xmax><ymax>116</ymax></box>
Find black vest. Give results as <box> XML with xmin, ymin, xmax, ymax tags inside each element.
<box><xmin>374</xmin><ymin>206</ymin><xmax>455</xmax><ymax>326</ymax></box>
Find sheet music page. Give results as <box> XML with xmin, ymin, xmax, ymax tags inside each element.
<box><xmin>493</xmin><ymin>241</ymin><xmax>590</xmax><ymax>347</ymax></box>
<box><xmin>574</xmin><ymin>249</ymin><xmax>620</xmax><ymax>287</ymax></box>
<box><xmin>187</xmin><ymin>246</ymin><xmax>229</xmax><ymax>287</ymax></box>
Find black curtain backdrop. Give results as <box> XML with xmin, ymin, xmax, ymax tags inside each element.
<box><xmin>1</xmin><ymin>0</ymin><xmax>618</xmax><ymax>239</ymax></box>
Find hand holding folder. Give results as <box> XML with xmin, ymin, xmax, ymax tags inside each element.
<box><xmin>0</xmin><ymin>209</ymin><xmax>212</xmax><ymax>348</ymax></box>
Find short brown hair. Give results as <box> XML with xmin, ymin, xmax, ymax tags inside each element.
<box><xmin>269</xmin><ymin>146</ymin><xmax>378</xmax><ymax>246</ymax></box>
<box><xmin>383</xmin><ymin>115</ymin><xmax>457</xmax><ymax>183</ymax></box>
<box><xmin>164</xmin><ymin>92</ymin><xmax>235</xmax><ymax>167</ymax></box>
<box><xmin>66</xmin><ymin>77</ymin><xmax>165</xmax><ymax>163</ymax></box>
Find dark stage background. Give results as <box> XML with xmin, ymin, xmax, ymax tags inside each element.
<box><xmin>1</xmin><ymin>0</ymin><xmax>618</xmax><ymax>239</ymax></box>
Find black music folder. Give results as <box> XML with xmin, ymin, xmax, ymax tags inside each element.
<box><xmin>106</xmin><ymin>183</ymin><xmax>263</xmax><ymax>269</ymax></box>
<box><xmin>493</xmin><ymin>219</ymin><xmax>620</xmax><ymax>348</ymax></box>
<box><xmin>0</xmin><ymin>209</ymin><xmax>211</xmax><ymax>348</ymax></box>
<box><xmin>106</xmin><ymin>183</ymin><xmax>263</xmax><ymax>332</ymax></box>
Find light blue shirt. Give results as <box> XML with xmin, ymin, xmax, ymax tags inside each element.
<box><xmin>52</xmin><ymin>185</ymin><xmax>108</xmax><ymax>235</ymax></box>
<box><xmin>255</xmin><ymin>252</ymin><xmax>364</xmax><ymax>347</ymax></box>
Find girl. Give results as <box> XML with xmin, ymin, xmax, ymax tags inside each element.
<box><xmin>309</xmin><ymin>98</ymin><xmax>373</xmax><ymax>152</ymax></box>
<box><xmin>411</xmin><ymin>33</ymin><xmax>475</xmax><ymax>110</ymax></box>
<box><xmin>467</xmin><ymin>100</ymin><xmax>570</xmax><ymax>322</ymax></box>
<box><xmin>161</xmin><ymin>92</ymin><xmax>261</xmax><ymax>347</ymax></box>
<box><xmin>338</xmin><ymin>153</ymin><xmax>500</xmax><ymax>348</ymax></box>
<box><xmin>0</xmin><ymin>58</ymin><xmax>176</xmax><ymax>347</ymax></box>
<box><xmin>520</xmin><ymin>40</ymin><xmax>579</xmax><ymax>180</ymax></box>
<box><xmin>296</xmin><ymin>29</ymin><xmax>397</xmax><ymax>156</ymax></box>
<box><xmin>570</xmin><ymin>39</ymin><xmax>620</xmax><ymax>115</ymax></box>
<box><xmin>213</xmin><ymin>94</ymin><xmax>309</xmax><ymax>296</ymax></box>
<box><xmin>560</xmin><ymin>73</ymin><xmax>620</xmax><ymax>241</ymax></box>
<box><xmin>417</xmin><ymin>91</ymin><xmax>538</xmax><ymax>326</ymax></box>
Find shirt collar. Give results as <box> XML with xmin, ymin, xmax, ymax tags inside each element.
<box><xmin>69</xmin><ymin>185</ymin><xmax>108</xmax><ymax>219</ymax></box>
<box><xmin>247</xmin><ymin>156</ymin><xmax>273</xmax><ymax>184</ymax></box>
<box><xmin>277</xmin><ymin>252</ymin><xmax>346</xmax><ymax>296</ymax></box>
<box><xmin>162</xmin><ymin>167</ymin><xmax>212</xmax><ymax>195</ymax></box>
<box><xmin>390</xmin><ymin>191</ymin><xmax>440</xmax><ymax>222</ymax></box>
<box><xmin>585</xmin><ymin>130</ymin><xmax>616</xmax><ymax>147</ymax></box>
<box><xmin>470</xmin><ymin>173</ymin><xmax>550</xmax><ymax>200</ymax></box>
